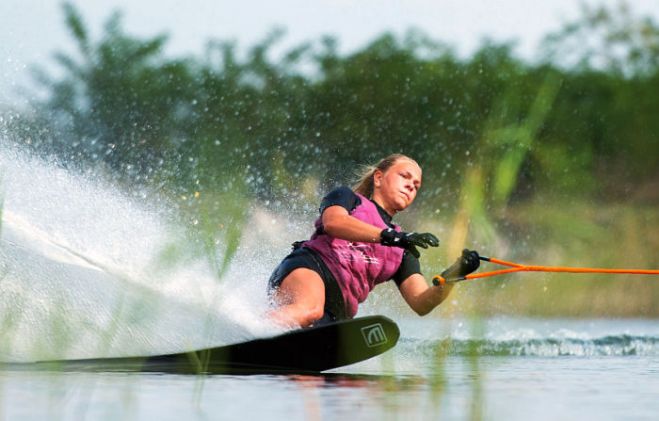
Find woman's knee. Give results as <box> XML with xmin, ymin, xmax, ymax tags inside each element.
<box><xmin>285</xmin><ymin>304</ymin><xmax>324</xmax><ymax>327</ymax></box>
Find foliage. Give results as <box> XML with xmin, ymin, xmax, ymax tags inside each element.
<box><xmin>542</xmin><ymin>1</ymin><xmax>659</xmax><ymax>77</ymax></box>
<box><xmin>12</xmin><ymin>2</ymin><xmax>657</xmax><ymax>207</ymax></box>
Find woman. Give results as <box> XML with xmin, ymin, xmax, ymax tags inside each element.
<box><xmin>268</xmin><ymin>154</ymin><xmax>480</xmax><ymax>327</ymax></box>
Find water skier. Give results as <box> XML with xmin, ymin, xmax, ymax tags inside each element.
<box><xmin>267</xmin><ymin>154</ymin><xmax>480</xmax><ymax>327</ymax></box>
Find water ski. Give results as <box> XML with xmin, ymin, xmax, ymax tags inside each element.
<box><xmin>23</xmin><ymin>315</ymin><xmax>400</xmax><ymax>374</ymax></box>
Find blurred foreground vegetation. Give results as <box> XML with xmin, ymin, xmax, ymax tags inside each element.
<box><xmin>2</xmin><ymin>2</ymin><xmax>658</xmax><ymax>317</ymax></box>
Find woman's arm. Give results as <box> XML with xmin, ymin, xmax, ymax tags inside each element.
<box><xmin>321</xmin><ymin>205</ymin><xmax>384</xmax><ymax>243</ymax></box>
<box><xmin>397</xmin><ymin>274</ymin><xmax>454</xmax><ymax>316</ymax></box>
<box><xmin>397</xmin><ymin>249</ymin><xmax>480</xmax><ymax>315</ymax></box>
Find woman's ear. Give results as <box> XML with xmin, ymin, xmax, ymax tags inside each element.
<box><xmin>373</xmin><ymin>169</ymin><xmax>383</xmax><ymax>188</ymax></box>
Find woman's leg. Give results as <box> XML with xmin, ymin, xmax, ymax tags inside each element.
<box><xmin>269</xmin><ymin>268</ymin><xmax>326</xmax><ymax>328</ymax></box>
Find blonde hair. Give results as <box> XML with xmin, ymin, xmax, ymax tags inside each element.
<box><xmin>352</xmin><ymin>154</ymin><xmax>420</xmax><ymax>198</ymax></box>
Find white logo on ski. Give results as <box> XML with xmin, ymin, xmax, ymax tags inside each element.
<box><xmin>361</xmin><ymin>323</ymin><xmax>387</xmax><ymax>347</ymax></box>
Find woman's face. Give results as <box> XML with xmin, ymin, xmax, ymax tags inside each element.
<box><xmin>372</xmin><ymin>159</ymin><xmax>422</xmax><ymax>215</ymax></box>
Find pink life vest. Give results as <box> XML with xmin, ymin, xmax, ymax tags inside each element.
<box><xmin>302</xmin><ymin>192</ymin><xmax>405</xmax><ymax>318</ymax></box>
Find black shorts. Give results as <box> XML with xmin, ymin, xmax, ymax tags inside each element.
<box><xmin>267</xmin><ymin>246</ymin><xmax>347</xmax><ymax>323</ymax></box>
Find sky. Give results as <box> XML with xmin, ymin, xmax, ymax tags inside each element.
<box><xmin>2</xmin><ymin>0</ymin><xmax>659</xmax><ymax>107</ymax></box>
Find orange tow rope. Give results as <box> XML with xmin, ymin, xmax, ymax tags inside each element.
<box><xmin>432</xmin><ymin>256</ymin><xmax>659</xmax><ymax>286</ymax></box>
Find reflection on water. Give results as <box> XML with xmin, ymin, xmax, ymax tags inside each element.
<box><xmin>284</xmin><ymin>371</ymin><xmax>429</xmax><ymax>393</ymax></box>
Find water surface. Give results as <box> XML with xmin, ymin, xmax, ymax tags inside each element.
<box><xmin>2</xmin><ymin>317</ymin><xmax>657</xmax><ymax>420</ymax></box>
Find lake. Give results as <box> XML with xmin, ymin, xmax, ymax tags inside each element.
<box><xmin>2</xmin><ymin>316</ymin><xmax>657</xmax><ymax>420</ymax></box>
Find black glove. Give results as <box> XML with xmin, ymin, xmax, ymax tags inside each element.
<box><xmin>380</xmin><ymin>228</ymin><xmax>439</xmax><ymax>258</ymax></box>
<box><xmin>441</xmin><ymin>249</ymin><xmax>480</xmax><ymax>280</ymax></box>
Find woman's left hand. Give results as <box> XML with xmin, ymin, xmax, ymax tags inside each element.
<box><xmin>380</xmin><ymin>228</ymin><xmax>439</xmax><ymax>258</ymax></box>
<box><xmin>440</xmin><ymin>249</ymin><xmax>480</xmax><ymax>279</ymax></box>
